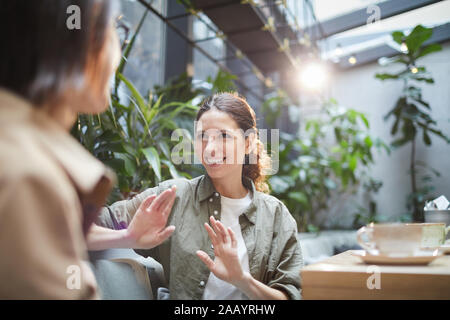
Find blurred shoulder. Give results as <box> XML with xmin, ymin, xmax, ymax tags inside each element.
<box><xmin>156</xmin><ymin>175</ymin><xmax>201</xmax><ymax>193</ymax></box>
<box><xmin>255</xmin><ymin>191</ymin><xmax>297</xmax><ymax>231</ymax></box>
<box><xmin>0</xmin><ymin>131</ymin><xmax>71</xmax><ymax>195</ymax></box>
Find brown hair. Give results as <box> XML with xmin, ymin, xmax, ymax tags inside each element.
<box><xmin>0</xmin><ymin>0</ymin><xmax>116</xmax><ymax>107</ymax></box>
<box><xmin>196</xmin><ymin>92</ymin><xmax>271</xmax><ymax>193</ymax></box>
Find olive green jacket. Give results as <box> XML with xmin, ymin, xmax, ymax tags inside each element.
<box><xmin>97</xmin><ymin>174</ymin><xmax>303</xmax><ymax>300</ymax></box>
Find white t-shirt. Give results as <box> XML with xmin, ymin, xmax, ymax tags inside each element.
<box><xmin>202</xmin><ymin>191</ymin><xmax>252</xmax><ymax>300</ymax></box>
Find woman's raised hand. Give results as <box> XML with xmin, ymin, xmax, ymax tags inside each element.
<box><xmin>125</xmin><ymin>186</ymin><xmax>177</xmax><ymax>249</ymax></box>
<box><xmin>196</xmin><ymin>216</ymin><xmax>245</xmax><ymax>286</ymax></box>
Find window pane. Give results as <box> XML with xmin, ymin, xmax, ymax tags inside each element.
<box><xmin>119</xmin><ymin>0</ymin><xmax>166</xmax><ymax>93</ymax></box>
<box><xmin>192</xmin><ymin>14</ymin><xmax>225</xmax><ymax>82</ymax></box>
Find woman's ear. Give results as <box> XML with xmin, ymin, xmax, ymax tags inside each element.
<box><xmin>245</xmin><ymin>132</ymin><xmax>257</xmax><ymax>155</ymax></box>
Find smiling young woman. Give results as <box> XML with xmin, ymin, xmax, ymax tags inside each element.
<box><xmin>97</xmin><ymin>92</ymin><xmax>303</xmax><ymax>300</ymax></box>
<box><xmin>194</xmin><ymin>93</ymin><xmax>271</xmax><ymax>196</ymax></box>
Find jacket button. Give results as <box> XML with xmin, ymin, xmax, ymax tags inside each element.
<box><xmin>213</xmin><ymin>210</ymin><xmax>218</xmax><ymax>215</ymax></box>
<box><xmin>199</xmin><ymin>281</ymin><xmax>205</xmax><ymax>287</ymax></box>
<box><xmin>209</xmin><ymin>198</ymin><xmax>213</xmax><ymax>202</ymax></box>
<box><xmin>215</xmin><ymin>192</ymin><xmax>219</xmax><ymax>197</ymax></box>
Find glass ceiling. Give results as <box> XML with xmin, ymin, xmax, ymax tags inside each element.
<box><xmin>317</xmin><ymin>0</ymin><xmax>450</xmax><ymax>62</ymax></box>
<box><xmin>312</xmin><ymin>0</ymin><xmax>387</xmax><ymax>22</ymax></box>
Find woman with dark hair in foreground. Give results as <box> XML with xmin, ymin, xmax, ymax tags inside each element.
<box><xmin>0</xmin><ymin>0</ymin><xmax>176</xmax><ymax>299</ymax></box>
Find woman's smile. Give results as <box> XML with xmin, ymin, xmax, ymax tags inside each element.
<box><xmin>204</xmin><ymin>156</ymin><xmax>227</xmax><ymax>166</ymax></box>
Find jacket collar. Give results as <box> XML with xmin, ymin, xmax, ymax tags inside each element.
<box><xmin>197</xmin><ymin>173</ymin><xmax>258</xmax><ymax>224</ymax></box>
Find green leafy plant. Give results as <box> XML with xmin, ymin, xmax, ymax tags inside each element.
<box><xmin>351</xmin><ymin>177</ymin><xmax>383</xmax><ymax>228</ymax></box>
<box><xmin>261</xmin><ymin>89</ymin><xmax>288</xmax><ymax>128</ymax></box>
<box><xmin>375</xmin><ymin>25</ymin><xmax>449</xmax><ymax>221</ymax></box>
<box><xmin>206</xmin><ymin>69</ymin><xmax>237</xmax><ymax>93</ymax></box>
<box><xmin>268</xmin><ymin>98</ymin><xmax>387</xmax><ymax>231</ymax></box>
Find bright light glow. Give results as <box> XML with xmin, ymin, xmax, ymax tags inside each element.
<box><xmin>348</xmin><ymin>55</ymin><xmax>357</xmax><ymax>65</ymax></box>
<box><xmin>299</xmin><ymin>62</ymin><xmax>329</xmax><ymax>90</ymax></box>
<box><xmin>400</xmin><ymin>42</ymin><xmax>408</xmax><ymax>53</ymax></box>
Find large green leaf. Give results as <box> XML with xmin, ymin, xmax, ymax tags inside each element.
<box><xmin>416</xmin><ymin>43</ymin><xmax>442</xmax><ymax>59</ymax></box>
<box><xmin>117</xmin><ymin>73</ymin><xmax>147</xmax><ymax>113</ymax></box>
<box><xmin>161</xmin><ymin>159</ymin><xmax>181</xmax><ymax>179</ymax></box>
<box><xmin>288</xmin><ymin>192</ymin><xmax>308</xmax><ymax>206</ymax></box>
<box><xmin>146</xmin><ymin>94</ymin><xmax>164</xmax><ymax>123</ymax></box>
<box><xmin>423</xmin><ymin>130</ymin><xmax>431</xmax><ymax>146</ymax></box>
<box><xmin>158</xmin><ymin>140</ymin><xmax>171</xmax><ymax>159</ymax></box>
<box><xmin>117</xmin><ymin>72</ymin><xmax>151</xmax><ymax>138</ymax></box>
<box><xmin>349</xmin><ymin>155</ymin><xmax>358</xmax><ymax>171</ymax></box>
<box><xmin>364</xmin><ymin>136</ymin><xmax>373</xmax><ymax>148</ymax></box>
<box><xmin>412</xmin><ymin>76</ymin><xmax>434</xmax><ymax>84</ymax></box>
<box><xmin>405</xmin><ymin>25</ymin><xmax>433</xmax><ymax>55</ymax></box>
<box><xmin>375</xmin><ymin>73</ymin><xmax>399</xmax><ymax>81</ymax></box>
<box><xmin>207</xmin><ymin>69</ymin><xmax>237</xmax><ymax>92</ymax></box>
<box><xmin>104</xmin><ymin>158</ymin><xmax>126</xmax><ymax>176</ymax></box>
<box><xmin>359</xmin><ymin>113</ymin><xmax>369</xmax><ymax>128</ymax></box>
<box><xmin>392</xmin><ymin>31</ymin><xmax>404</xmax><ymax>45</ymax></box>
<box><xmin>116</xmin><ymin>153</ymin><xmax>137</xmax><ymax>176</ymax></box>
<box><xmin>142</xmin><ymin>147</ymin><xmax>161</xmax><ymax>181</ymax></box>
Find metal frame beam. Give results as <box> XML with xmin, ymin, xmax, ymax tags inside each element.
<box><xmin>337</xmin><ymin>22</ymin><xmax>450</xmax><ymax>69</ymax></box>
<box><xmin>136</xmin><ymin>0</ymin><xmax>266</xmax><ymax>101</ymax></box>
<box><xmin>306</xmin><ymin>0</ymin><xmax>443</xmax><ymax>40</ymax></box>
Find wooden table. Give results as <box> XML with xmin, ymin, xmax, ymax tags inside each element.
<box><xmin>301</xmin><ymin>250</ymin><xmax>450</xmax><ymax>299</ymax></box>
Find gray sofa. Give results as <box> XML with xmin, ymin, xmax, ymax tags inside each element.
<box><xmin>88</xmin><ymin>248</ymin><xmax>168</xmax><ymax>300</ymax></box>
<box><xmin>299</xmin><ymin>230</ymin><xmax>361</xmax><ymax>265</ymax></box>
<box><xmin>88</xmin><ymin>204</ymin><xmax>171</xmax><ymax>300</ymax></box>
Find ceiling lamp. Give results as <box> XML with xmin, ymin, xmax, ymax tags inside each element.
<box><xmin>299</xmin><ymin>62</ymin><xmax>329</xmax><ymax>90</ymax></box>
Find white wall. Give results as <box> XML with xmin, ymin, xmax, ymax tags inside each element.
<box><xmin>326</xmin><ymin>42</ymin><xmax>450</xmax><ymax>224</ymax></box>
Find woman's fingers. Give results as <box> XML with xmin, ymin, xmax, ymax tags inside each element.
<box><xmin>158</xmin><ymin>189</ymin><xmax>175</xmax><ymax>211</ymax></box>
<box><xmin>141</xmin><ymin>194</ymin><xmax>157</xmax><ymax>212</ymax></box>
<box><xmin>151</xmin><ymin>188</ymin><xmax>175</xmax><ymax>212</ymax></box>
<box><xmin>228</xmin><ymin>227</ymin><xmax>237</xmax><ymax>249</ymax></box>
<box><xmin>157</xmin><ymin>225</ymin><xmax>176</xmax><ymax>243</ymax></box>
<box><xmin>140</xmin><ymin>225</ymin><xmax>175</xmax><ymax>247</ymax></box>
<box><xmin>162</xmin><ymin>187</ymin><xmax>176</xmax><ymax>218</ymax></box>
<box><xmin>214</xmin><ymin>219</ymin><xmax>230</xmax><ymax>244</ymax></box>
<box><xmin>148</xmin><ymin>191</ymin><xmax>169</xmax><ymax>212</ymax></box>
<box><xmin>149</xmin><ymin>188</ymin><xmax>175</xmax><ymax>212</ymax></box>
<box><xmin>204</xmin><ymin>223</ymin><xmax>219</xmax><ymax>246</ymax></box>
<box><xmin>211</xmin><ymin>216</ymin><xmax>230</xmax><ymax>243</ymax></box>
<box><xmin>162</xmin><ymin>186</ymin><xmax>177</xmax><ymax>213</ymax></box>
<box><xmin>209</xmin><ymin>216</ymin><xmax>224</xmax><ymax>243</ymax></box>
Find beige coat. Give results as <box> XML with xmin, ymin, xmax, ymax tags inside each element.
<box><xmin>0</xmin><ymin>89</ymin><xmax>115</xmax><ymax>299</ymax></box>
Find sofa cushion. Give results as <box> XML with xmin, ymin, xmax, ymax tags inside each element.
<box><xmin>89</xmin><ymin>248</ymin><xmax>167</xmax><ymax>300</ymax></box>
<box><xmin>298</xmin><ymin>230</ymin><xmax>360</xmax><ymax>265</ymax></box>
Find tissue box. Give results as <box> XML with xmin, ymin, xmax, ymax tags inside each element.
<box><xmin>424</xmin><ymin>210</ymin><xmax>450</xmax><ymax>225</ymax></box>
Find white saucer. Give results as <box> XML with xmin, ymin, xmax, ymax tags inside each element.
<box><xmin>351</xmin><ymin>250</ymin><xmax>443</xmax><ymax>265</ymax></box>
<box><xmin>441</xmin><ymin>244</ymin><xmax>450</xmax><ymax>254</ymax></box>
<box><xmin>421</xmin><ymin>244</ymin><xmax>450</xmax><ymax>254</ymax></box>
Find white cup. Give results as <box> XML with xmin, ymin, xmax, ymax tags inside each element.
<box><xmin>357</xmin><ymin>223</ymin><xmax>423</xmax><ymax>256</ymax></box>
<box><xmin>407</xmin><ymin>223</ymin><xmax>450</xmax><ymax>248</ymax></box>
